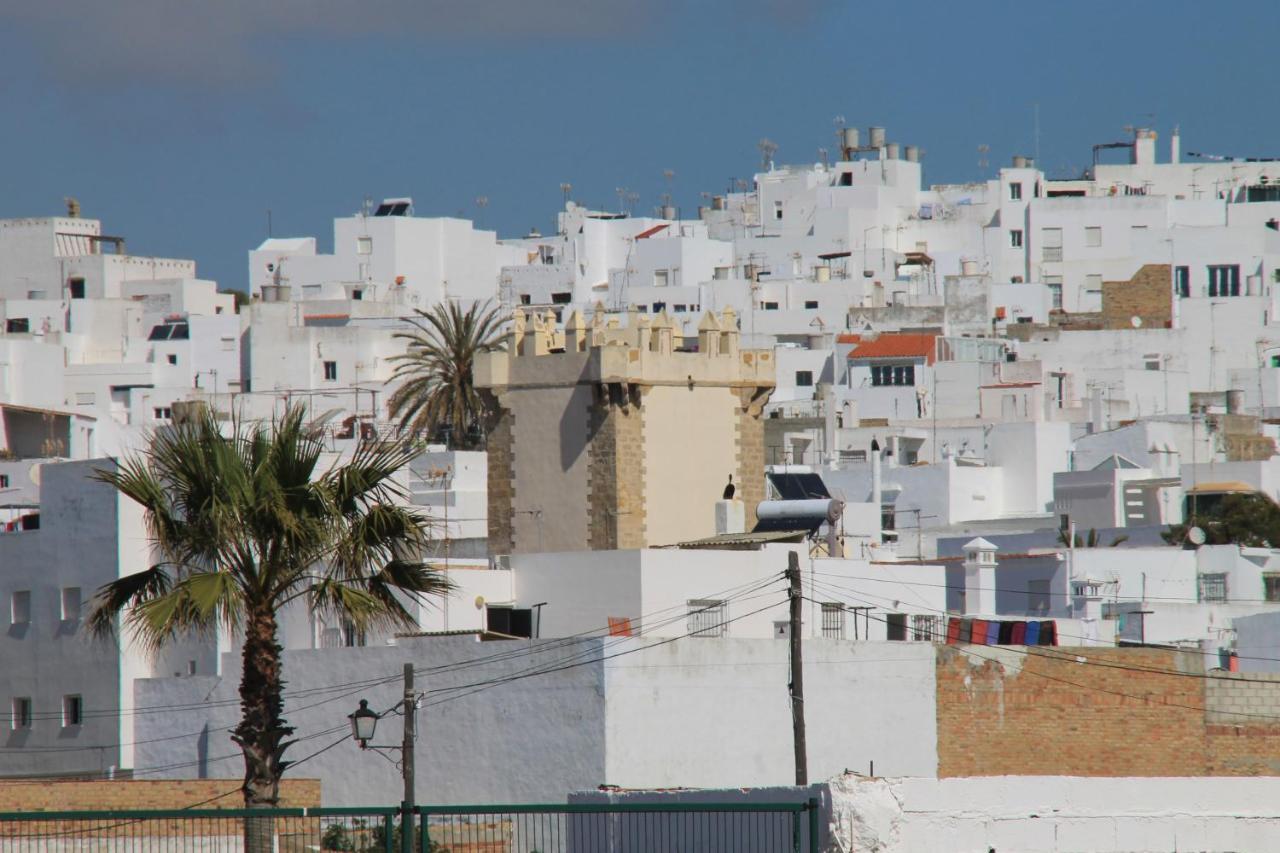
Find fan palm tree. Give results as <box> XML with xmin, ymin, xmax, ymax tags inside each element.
<box><xmin>386</xmin><ymin>300</ymin><xmax>505</xmax><ymax>448</ymax></box>
<box><xmin>87</xmin><ymin>405</ymin><xmax>449</xmax><ymax>828</ymax></box>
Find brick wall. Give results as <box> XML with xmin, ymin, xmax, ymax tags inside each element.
<box><xmin>1101</xmin><ymin>264</ymin><xmax>1172</xmax><ymax>330</ymax></box>
<box><xmin>587</xmin><ymin>384</ymin><xmax>646</xmax><ymax>549</ymax></box>
<box><xmin>735</xmin><ymin>385</ymin><xmax>769</xmax><ymax>532</ymax></box>
<box><xmin>936</xmin><ymin>645</ymin><xmax>1280</xmax><ymax>777</ymax></box>
<box><xmin>0</xmin><ymin>777</ymin><xmax>321</xmax><ymax>811</ymax></box>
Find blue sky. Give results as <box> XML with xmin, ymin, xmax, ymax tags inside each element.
<box><xmin>1</xmin><ymin>1</ymin><xmax>1275</xmax><ymax>290</ymax></box>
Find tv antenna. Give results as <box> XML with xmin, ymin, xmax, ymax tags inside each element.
<box><xmin>758</xmin><ymin>138</ymin><xmax>778</xmax><ymax>171</ymax></box>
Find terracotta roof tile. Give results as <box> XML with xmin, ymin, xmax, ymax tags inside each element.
<box><xmin>848</xmin><ymin>334</ymin><xmax>937</xmax><ymax>364</ymax></box>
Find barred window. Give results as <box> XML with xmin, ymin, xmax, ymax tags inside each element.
<box><xmin>821</xmin><ymin>603</ymin><xmax>845</xmax><ymax>639</ymax></box>
<box><xmin>1198</xmin><ymin>573</ymin><xmax>1228</xmax><ymax>603</ymax></box>
<box><xmin>688</xmin><ymin>600</ymin><xmax>728</xmax><ymax>637</ymax></box>
<box><xmin>911</xmin><ymin>614</ymin><xmax>942</xmax><ymax>642</ymax></box>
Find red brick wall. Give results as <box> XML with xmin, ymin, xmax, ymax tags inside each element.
<box><xmin>937</xmin><ymin>645</ymin><xmax>1280</xmax><ymax>777</ymax></box>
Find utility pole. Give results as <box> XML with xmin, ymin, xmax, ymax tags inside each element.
<box><xmin>787</xmin><ymin>550</ymin><xmax>808</xmax><ymax>786</ymax></box>
<box><xmin>401</xmin><ymin>663</ymin><xmax>415</xmax><ymax>853</ymax></box>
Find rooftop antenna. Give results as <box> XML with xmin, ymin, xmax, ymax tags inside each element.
<box><xmin>758</xmin><ymin>138</ymin><xmax>778</xmax><ymax>171</ymax></box>
<box><xmin>474</xmin><ymin>195</ymin><xmax>489</xmax><ymax>226</ymax></box>
<box><xmin>560</xmin><ymin>182</ymin><xmax>573</xmax><ymax>205</ymax></box>
<box><xmin>977</xmin><ymin>144</ymin><xmax>990</xmax><ymax>176</ymax></box>
<box><xmin>661</xmin><ymin>169</ymin><xmax>675</xmax><ymax>216</ymax></box>
<box><xmin>1034</xmin><ymin>103</ymin><xmax>1041</xmax><ymax>167</ymax></box>
<box><xmin>818</xmin><ymin>147</ymin><xmax>829</xmax><ymax>167</ymax></box>
<box><xmin>833</xmin><ymin>115</ymin><xmax>846</xmax><ymax>150</ymax></box>
<box><xmin>361</xmin><ymin>196</ymin><xmax>373</xmax><ymax>218</ymax></box>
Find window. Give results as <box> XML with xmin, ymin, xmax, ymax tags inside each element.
<box><xmin>0</xmin><ymin>475</ymin><xmax>8</xmax><ymax>488</ymax></box>
<box><xmin>804</xmin><ymin>300</ymin><xmax>819</xmax><ymax>309</ymax></box>
<box><xmin>774</xmin><ymin>201</ymin><xmax>784</xmax><ymax>220</ymax></box>
<box><xmin>62</xmin><ymin>695</ymin><xmax>82</xmax><ymax>727</ymax></box>
<box><xmin>356</xmin><ymin>236</ymin><xmax>373</xmax><ymax>255</ymax></box>
<box><xmin>795</xmin><ymin>370</ymin><xmax>814</xmax><ymax>387</ymax></box>
<box><xmin>1041</xmin><ymin>227</ymin><xmax>1062</xmax><ymax>262</ymax></box>
<box><xmin>11</xmin><ymin>697</ymin><xmax>31</xmax><ymax>730</ymax></box>
<box><xmin>762</xmin><ymin>301</ymin><xmax>779</xmax><ymax>311</ymax></box>
<box><xmin>912</xmin><ymin>615</ymin><xmax>941</xmax><ymax>642</ymax></box>
<box><xmin>1009</xmin><ymin>182</ymin><xmax>1022</xmax><ymax>201</ymax></box>
<box><xmin>653</xmin><ymin>270</ymin><xmax>669</xmax><ymax>287</ymax></box>
<box><xmin>881</xmin><ymin>504</ymin><xmax>895</xmax><ymax>531</ymax></box>
<box><xmin>885</xmin><ymin>613</ymin><xmax>907</xmax><ymax>641</ymax></box>
<box><xmin>75</xmin><ymin>392</ymin><xmax>95</xmax><ymax>406</ymax></box>
<box><xmin>713</xmin><ymin>266</ymin><xmax>731</xmax><ymax>280</ymax></box>
<box><xmin>166</xmin><ymin>354</ymin><xmax>177</xmax><ymax>365</ymax></box>
<box><xmin>1265</xmin><ymin>573</ymin><xmax>1280</xmax><ymax>602</ymax></box>
<box><xmin>1028</xmin><ymin>580</ymin><xmax>1051</xmax><ymax>614</ymax></box>
<box><xmin>688</xmin><ymin>599</ymin><xmax>728</xmax><ymax>637</ymax></box>
<box><xmin>1085</xmin><ymin>226</ymin><xmax>1102</xmax><ymax>247</ymax></box>
<box><xmin>1009</xmin><ymin>229</ymin><xmax>1023</xmax><ymax>248</ymax></box>
<box><xmin>153</xmin><ymin>407</ymin><xmax>172</xmax><ymax>421</ymax></box>
<box><xmin>351</xmin><ymin>289</ymin><xmax>363</xmax><ymax>301</ymax></box>
<box><xmin>221</xmin><ymin>336</ymin><xmax>235</xmax><ymax>352</ymax></box>
<box><xmin>11</xmin><ymin>591</ymin><xmax>30</xmax><ymax>625</ymax></box>
<box><xmin>673</xmin><ymin>304</ymin><xmax>687</xmax><ymax>313</ymax></box>
<box><xmin>61</xmin><ymin>587</ymin><xmax>81</xmax><ymax>622</ymax></box>
<box><xmin>821</xmin><ymin>603</ymin><xmax>845</xmax><ymax>639</ymax></box>
<box><xmin>651</xmin><ymin>301</ymin><xmax>666</xmax><ymax>313</ymax></box>
<box><xmin>551</xmin><ymin>292</ymin><xmax>572</xmax><ymax>304</ymax></box>
<box><xmin>1175</xmin><ymin>266</ymin><xmax>1190</xmax><ymax>298</ymax></box>
<box><xmin>5</xmin><ymin>318</ymin><xmax>29</xmax><ymax>334</ymax></box>
<box><xmin>870</xmin><ymin>364</ymin><xmax>916</xmax><ymax>387</ymax></box>
<box><xmin>519</xmin><ymin>294</ymin><xmax>532</xmax><ymax>306</ymax></box>
<box><xmin>323</xmin><ymin>361</ymin><xmax>338</xmax><ymax>381</ymax></box>
<box><xmin>1085</xmin><ymin>274</ymin><xmax>1103</xmax><ymax>293</ymax></box>
<box><xmin>1208</xmin><ymin>264</ymin><xmax>1241</xmax><ymax>297</ymax></box>
<box><xmin>340</xmin><ymin>619</ymin><xmax>366</xmax><ymax>648</ymax></box>
<box><xmin>68</xmin><ymin>278</ymin><xmax>85</xmax><ymax>299</ymax></box>
<box><xmin>1199</xmin><ymin>573</ymin><xmax>1228</xmax><ymax>603</ymax></box>
<box><xmin>1047</xmin><ymin>281</ymin><xmax>1063</xmax><ymax>310</ymax></box>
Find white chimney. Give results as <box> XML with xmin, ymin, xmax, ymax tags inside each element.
<box><xmin>715</xmin><ymin>499</ymin><xmax>745</xmax><ymax>535</ymax></box>
<box><xmin>1170</xmin><ymin>126</ymin><xmax>1180</xmax><ymax>164</ymax></box>
<box><xmin>1133</xmin><ymin>129</ymin><xmax>1157</xmax><ymax>166</ymax></box>
<box><xmin>870</xmin><ymin>438</ymin><xmax>882</xmax><ymax>511</ymax></box>
<box><xmin>962</xmin><ymin>537</ymin><xmax>999</xmax><ymax>616</ymax></box>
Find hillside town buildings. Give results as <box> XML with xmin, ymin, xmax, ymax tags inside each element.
<box><xmin>7</xmin><ymin>122</ymin><xmax>1280</xmax><ymax>835</ymax></box>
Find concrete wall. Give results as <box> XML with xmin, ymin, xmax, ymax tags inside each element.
<box><xmin>508</xmin><ymin>384</ymin><xmax>592</xmax><ymax>553</ymax></box>
<box><xmin>828</xmin><ymin>774</ymin><xmax>1280</xmax><ymax>853</ymax></box>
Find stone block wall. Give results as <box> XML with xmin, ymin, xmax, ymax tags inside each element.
<box><xmin>1102</xmin><ymin>264</ymin><xmax>1172</xmax><ymax>330</ymax></box>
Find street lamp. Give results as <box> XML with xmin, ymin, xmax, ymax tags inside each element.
<box><xmin>349</xmin><ymin>664</ymin><xmax>417</xmax><ymax>853</ymax></box>
<box><xmin>348</xmin><ymin>699</ymin><xmax>378</xmax><ymax>748</ymax></box>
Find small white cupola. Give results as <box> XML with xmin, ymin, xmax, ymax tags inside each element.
<box><xmin>961</xmin><ymin>537</ymin><xmax>999</xmax><ymax>616</ymax></box>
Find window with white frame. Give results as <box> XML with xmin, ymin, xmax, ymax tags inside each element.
<box><xmin>1208</xmin><ymin>264</ymin><xmax>1241</xmax><ymax>297</ymax></box>
<box><xmin>1085</xmin><ymin>274</ymin><xmax>1103</xmax><ymax>293</ymax></box>
<box><xmin>10</xmin><ymin>590</ymin><xmax>30</xmax><ymax>625</ymax></box>
<box><xmin>62</xmin><ymin>695</ymin><xmax>83</xmax><ymax>727</ymax></box>
<box><xmin>795</xmin><ymin>370</ymin><xmax>814</xmax><ymax>387</ymax></box>
<box><xmin>1009</xmin><ymin>229</ymin><xmax>1023</xmax><ymax>248</ymax></box>
<box><xmin>11</xmin><ymin>697</ymin><xmax>31</xmax><ymax>729</ymax></box>
<box><xmin>1175</xmin><ymin>265</ymin><xmax>1190</xmax><ymax>298</ymax></box>
<box><xmin>356</xmin><ymin>236</ymin><xmax>373</xmax><ymax>255</ymax></box>
<box><xmin>1045</xmin><ymin>275</ymin><xmax>1063</xmax><ymax>309</ymax></box>
<box><xmin>687</xmin><ymin>600</ymin><xmax>728</xmax><ymax>637</ymax></box>
<box><xmin>323</xmin><ymin>361</ymin><xmax>338</xmax><ymax>381</ymax></box>
<box><xmin>1085</xmin><ymin>226</ymin><xmax>1102</xmax><ymax>247</ymax></box>
<box><xmin>1009</xmin><ymin>182</ymin><xmax>1022</xmax><ymax>201</ymax></box>
<box><xmin>653</xmin><ymin>270</ymin><xmax>669</xmax><ymax>287</ymax></box>
<box><xmin>821</xmin><ymin>603</ymin><xmax>845</xmax><ymax>639</ymax></box>
<box><xmin>870</xmin><ymin>364</ymin><xmax>916</xmax><ymax>386</ymax></box>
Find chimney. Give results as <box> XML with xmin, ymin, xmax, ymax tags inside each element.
<box><xmin>715</xmin><ymin>496</ymin><xmax>745</xmax><ymax>535</ymax></box>
<box><xmin>1133</xmin><ymin>128</ymin><xmax>1157</xmax><ymax>166</ymax></box>
<box><xmin>1170</xmin><ymin>126</ymin><xmax>1181</xmax><ymax>164</ymax></box>
<box><xmin>962</xmin><ymin>538</ymin><xmax>999</xmax><ymax>616</ymax></box>
<box><xmin>870</xmin><ymin>438</ymin><xmax>882</xmax><ymax>512</ymax></box>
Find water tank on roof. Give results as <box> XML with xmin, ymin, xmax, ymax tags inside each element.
<box><xmin>842</xmin><ymin>127</ymin><xmax>860</xmax><ymax>154</ymax></box>
<box><xmin>868</xmin><ymin>127</ymin><xmax>886</xmax><ymax>148</ymax></box>
<box><xmin>905</xmin><ymin>145</ymin><xmax>920</xmax><ymax>163</ymax></box>
<box><xmin>886</xmin><ymin>143</ymin><xmax>901</xmax><ymax>160</ymax></box>
<box><xmin>661</xmin><ymin>205</ymin><xmax>676</xmax><ymax>220</ymax></box>
<box><xmin>961</xmin><ymin>259</ymin><xmax>979</xmax><ymax>277</ymax></box>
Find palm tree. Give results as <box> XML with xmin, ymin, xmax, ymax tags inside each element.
<box><xmin>87</xmin><ymin>405</ymin><xmax>449</xmax><ymax>826</ymax></box>
<box><xmin>386</xmin><ymin>300</ymin><xmax>505</xmax><ymax>448</ymax></box>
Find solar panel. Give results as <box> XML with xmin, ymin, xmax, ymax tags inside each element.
<box><xmin>766</xmin><ymin>471</ymin><xmax>831</xmax><ymax>501</ymax></box>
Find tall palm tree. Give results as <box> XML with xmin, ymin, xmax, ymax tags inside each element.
<box><xmin>387</xmin><ymin>300</ymin><xmax>505</xmax><ymax>448</ymax></box>
<box><xmin>87</xmin><ymin>405</ymin><xmax>449</xmax><ymax>823</ymax></box>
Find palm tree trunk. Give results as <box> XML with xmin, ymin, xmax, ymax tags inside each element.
<box><xmin>233</xmin><ymin>603</ymin><xmax>294</xmax><ymax>852</ymax></box>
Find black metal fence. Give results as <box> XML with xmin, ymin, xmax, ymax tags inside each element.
<box><xmin>0</xmin><ymin>800</ymin><xmax>821</xmax><ymax>852</ymax></box>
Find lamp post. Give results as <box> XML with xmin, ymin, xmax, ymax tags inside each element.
<box><xmin>349</xmin><ymin>663</ymin><xmax>416</xmax><ymax>853</ymax></box>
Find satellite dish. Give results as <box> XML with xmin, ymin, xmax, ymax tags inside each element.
<box><xmin>28</xmin><ymin>464</ymin><xmax>41</xmax><ymax>486</ymax></box>
<box><xmin>474</xmin><ymin>595</ymin><xmax>486</xmax><ymax>610</ymax></box>
<box><xmin>1131</xmin><ymin>316</ymin><xmax>1143</xmax><ymax>329</ymax></box>
<box><xmin>1188</xmin><ymin>526</ymin><xmax>1206</xmax><ymax>546</ymax></box>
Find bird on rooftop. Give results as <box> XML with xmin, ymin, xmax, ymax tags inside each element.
<box><xmin>723</xmin><ymin>474</ymin><xmax>736</xmax><ymax>500</ymax></box>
